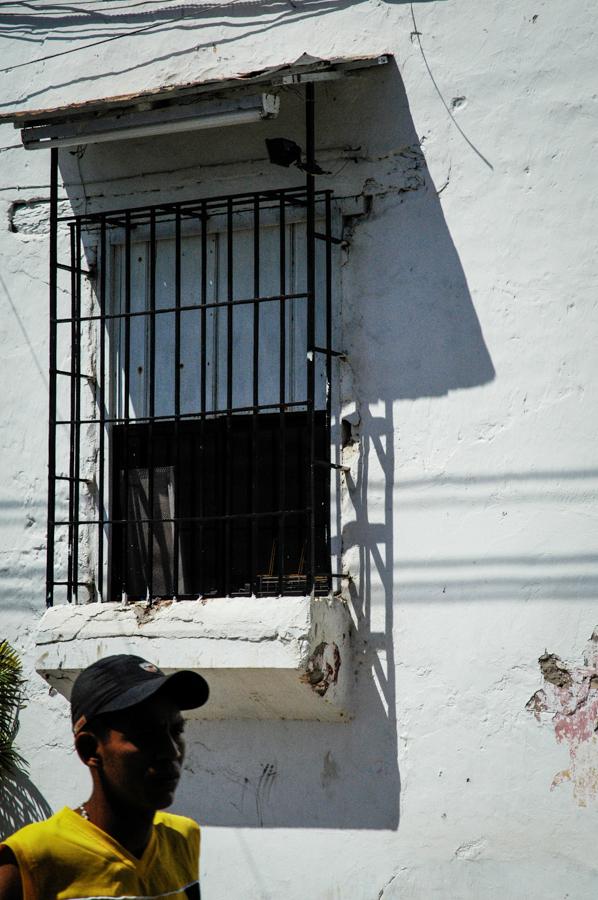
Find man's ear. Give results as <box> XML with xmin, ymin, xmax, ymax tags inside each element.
<box><xmin>75</xmin><ymin>730</ymin><xmax>103</xmax><ymax>770</ymax></box>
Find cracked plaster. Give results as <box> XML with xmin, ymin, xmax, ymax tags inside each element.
<box><xmin>36</xmin><ymin>596</ymin><xmax>353</xmax><ymax>721</ymax></box>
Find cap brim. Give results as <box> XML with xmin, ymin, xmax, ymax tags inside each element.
<box><xmin>99</xmin><ymin>670</ymin><xmax>209</xmax><ymax>716</ymax></box>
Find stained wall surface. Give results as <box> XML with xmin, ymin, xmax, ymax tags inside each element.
<box><xmin>1</xmin><ymin>1</ymin><xmax>597</xmax><ymax>897</ymax></box>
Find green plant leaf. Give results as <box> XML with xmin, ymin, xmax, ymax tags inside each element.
<box><xmin>0</xmin><ymin>641</ymin><xmax>27</xmax><ymax>778</ymax></box>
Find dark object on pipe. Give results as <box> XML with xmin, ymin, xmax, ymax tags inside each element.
<box><xmin>266</xmin><ymin>138</ymin><xmax>328</xmax><ymax>175</ymax></box>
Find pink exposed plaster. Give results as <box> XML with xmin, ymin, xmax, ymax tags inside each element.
<box><xmin>527</xmin><ymin>631</ymin><xmax>598</xmax><ymax>806</ymax></box>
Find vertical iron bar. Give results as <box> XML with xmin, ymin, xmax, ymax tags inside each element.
<box><xmin>199</xmin><ymin>202</ymin><xmax>207</xmax><ymax>593</ymax></box>
<box><xmin>46</xmin><ymin>148</ymin><xmax>59</xmax><ymax>607</ymax></box>
<box><xmin>173</xmin><ymin>205</ymin><xmax>181</xmax><ymax>597</ymax></box>
<box><xmin>121</xmin><ymin>211</ymin><xmax>132</xmax><ymax>599</ymax></box>
<box><xmin>72</xmin><ymin>220</ymin><xmax>82</xmax><ymax>602</ymax></box>
<box><xmin>325</xmin><ymin>190</ymin><xmax>333</xmax><ymax>590</ymax></box>
<box><xmin>251</xmin><ymin>196</ymin><xmax>260</xmax><ymax>595</ymax></box>
<box><xmin>225</xmin><ymin>197</ymin><xmax>233</xmax><ymax>594</ymax></box>
<box><xmin>97</xmin><ymin>215</ymin><xmax>107</xmax><ymax>601</ymax></box>
<box><xmin>147</xmin><ymin>209</ymin><xmax>156</xmax><ymax>599</ymax></box>
<box><xmin>278</xmin><ymin>193</ymin><xmax>286</xmax><ymax>595</ymax></box>
<box><xmin>66</xmin><ymin>224</ymin><xmax>76</xmax><ymax>603</ymax></box>
<box><xmin>306</xmin><ymin>82</ymin><xmax>316</xmax><ymax>594</ymax></box>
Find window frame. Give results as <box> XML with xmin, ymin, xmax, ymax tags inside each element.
<box><xmin>47</xmin><ymin>185</ymin><xmax>342</xmax><ymax>606</ymax></box>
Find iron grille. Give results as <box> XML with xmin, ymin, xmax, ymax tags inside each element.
<box><xmin>46</xmin><ymin>185</ymin><xmax>339</xmax><ymax>605</ymax></box>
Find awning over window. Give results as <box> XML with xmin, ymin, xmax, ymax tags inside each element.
<box><xmin>0</xmin><ymin>53</ymin><xmax>390</xmax><ymax>150</ymax></box>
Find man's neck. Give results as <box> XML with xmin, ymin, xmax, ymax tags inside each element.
<box><xmin>83</xmin><ymin>794</ymin><xmax>155</xmax><ymax>859</ymax></box>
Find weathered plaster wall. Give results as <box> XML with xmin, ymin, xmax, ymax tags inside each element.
<box><xmin>1</xmin><ymin>1</ymin><xmax>597</xmax><ymax>897</ymax></box>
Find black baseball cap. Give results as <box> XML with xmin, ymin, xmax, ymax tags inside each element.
<box><xmin>71</xmin><ymin>654</ymin><xmax>209</xmax><ymax>734</ymax></box>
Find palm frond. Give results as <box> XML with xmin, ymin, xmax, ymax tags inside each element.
<box><xmin>0</xmin><ymin>641</ymin><xmax>27</xmax><ymax>778</ymax></box>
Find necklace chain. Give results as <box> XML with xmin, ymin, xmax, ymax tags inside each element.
<box><xmin>78</xmin><ymin>804</ymin><xmax>90</xmax><ymax>821</ymax></box>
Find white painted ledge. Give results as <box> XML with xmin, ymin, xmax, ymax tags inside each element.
<box><xmin>35</xmin><ymin>596</ymin><xmax>354</xmax><ymax>721</ymax></box>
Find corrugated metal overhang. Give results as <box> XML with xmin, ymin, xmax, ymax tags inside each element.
<box><xmin>0</xmin><ymin>53</ymin><xmax>390</xmax><ymax>150</ymax></box>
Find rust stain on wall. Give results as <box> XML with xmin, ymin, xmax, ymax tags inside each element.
<box><xmin>527</xmin><ymin>631</ymin><xmax>598</xmax><ymax>806</ymax></box>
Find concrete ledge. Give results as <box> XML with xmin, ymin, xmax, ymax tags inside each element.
<box><xmin>35</xmin><ymin>596</ymin><xmax>354</xmax><ymax>721</ymax></box>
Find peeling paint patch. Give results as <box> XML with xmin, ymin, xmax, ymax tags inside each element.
<box><xmin>133</xmin><ymin>597</ymin><xmax>174</xmax><ymax>625</ymax></box>
<box><xmin>539</xmin><ymin>652</ymin><xmax>572</xmax><ymax>688</ymax></box>
<box><xmin>301</xmin><ymin>642</ymin><xmax>340</xmax><ymax>696</ymax></box>
<box><xmin>527</xmin><ymin>632</ymin><xmax>598</xmax><ymax>805</ymax></box>
<box><xmin>8</xmin><ymin>199</ymin><xmax>49</xmax><ymax>234</ymax></box>
<box><xmin>8</xmin><ymin>198</ymin><xmax>72</xmax><ymax>234</ymax></box>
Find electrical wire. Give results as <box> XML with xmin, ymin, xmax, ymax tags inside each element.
<box><xmin>0</xmin><ymin>0</ymin><xmax>298</xmax><ymax>75</ymax></box>
<box><xmin>410</xmin><ymin>2</ymin><xmax>493</xmax><ymax>171</ymax></box>
<box><xmin>0</xmin><ymin>17</ymin><xmax>179</xmax><ymax>73</ymax></box>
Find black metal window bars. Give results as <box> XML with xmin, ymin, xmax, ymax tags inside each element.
<box><xmin>46</xmin><ymin>139</ymin><xmax>341</xmax><ymax>605</ymax></box>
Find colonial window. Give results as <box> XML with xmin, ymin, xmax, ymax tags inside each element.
<box><xmin>48</xmin><ymin>186</ymin><xmax>339</xmax><ymax>604</ymax></box>
<box><xmin>3</xmin><ymin>55</ymin><xmax>387</xmax><ymax>721</ymax></box>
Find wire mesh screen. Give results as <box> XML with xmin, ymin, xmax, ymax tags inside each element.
<box><xmin>48</xmin><ymin>186</ymin><xmax>338</xmax><ymax>604</ymax></box>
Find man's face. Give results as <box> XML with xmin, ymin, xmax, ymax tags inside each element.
<box><xmin>93</xmin><ymin>692</ymin><xmax>186</xmax><ymax>812</ymax></box>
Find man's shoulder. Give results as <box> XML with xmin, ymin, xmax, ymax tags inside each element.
<box><xmin>154</xmin><ymin>810</ymin><xmax>200</xmax><ymax>839</ymax></box>
<box><xmin>153</xmin><ymin>812</ymin><xmax>201</xmax><ymax>867</ymax></box>
<box><xmin>2</xmin><ymin>808</ymin><xmax>65</xmax><ymax>850</ymax></box>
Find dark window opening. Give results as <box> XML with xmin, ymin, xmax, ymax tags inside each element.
<box><xmin>111</xmin><ymin>412</ymin><xmax>330</xmax><ymax>599</ymax></box>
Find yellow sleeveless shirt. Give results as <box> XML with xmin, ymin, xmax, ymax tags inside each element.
<box><xmin>1</xmin><ymin>807</ymin><xmax>200</xmax><ymax>899</ymax></box>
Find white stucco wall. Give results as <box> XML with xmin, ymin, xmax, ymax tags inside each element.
<box><xmin>1</xmin><ymin>1</ymin><xmax>597</xmax><ymax>898</ymax></box>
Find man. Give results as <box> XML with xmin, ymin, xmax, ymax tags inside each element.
<box><xmin>0</xmin><ymin>654</ymin><xmax>209</xmax><ymax>900</ymax></box>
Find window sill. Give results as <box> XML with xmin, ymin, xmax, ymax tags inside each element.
<box><xmin>35</xmin><ymin>596</ymin><xmax>353</xmax><ymax>721</ymax></box>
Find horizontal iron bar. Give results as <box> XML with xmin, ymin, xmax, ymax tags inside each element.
<box><xmin>314</xmin><ymin>231</ymin><xmax>343</xmax><ymax>245</ymax></box>
<box><xmin>54</xmin><ymin>399</ymin><xmax>309</xmax><ymax>426</ymax></box>
<box><xmin>54</xmin><ymin>290</ymin><xmax>309</xmax><ymax>325</ymax></box>
<box><xmin>58</xmin><ymin>187</ymin><xmax>332</xmax><ymax>226</ymax></box>
<box><xmin>52</xmin><ymin>507</ymin><xmax>312</xmax><ymax>527</ymax></box>
<box><xmin>314</xmin><ymin>460</ymin><xmax>351</xmax><ymax>472</ymax></box>
<box><xmin>121</xmin><ymin>589</ymin><xmax>333</xmax><ymax>599</ymax></box>
<box><xmin>54</xmin><ymin>368</ymin><xmax>95</xmax><ymax>380</ymax></box>
<box><xmin>178</xmin><ymin>209</ymin><xmax>208</xmax><ymax>223</ymax></box>
<box><xmin>105</xmin><ymin>219</ymin><xmax>133</xmax><ymax>229</ymax></box>
<box><xmin>54</xmin><ymin>474</ymin><xmax>92</xmax><ymax>484</ymax></box>
<box><xmin>56</xmin><ymin>262</ymin><xmax>93</xmax><ymax>277</ymax></box>
<box><xmin>312</xmin><ymin>346</ymin><xmax>346</xmax><ymax>358</ymax></box>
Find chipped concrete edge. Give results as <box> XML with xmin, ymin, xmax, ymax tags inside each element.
<box><xmin>35</xmin><ymin>595</ymin><xmax>354</xmax><ymax>721</ymax></box>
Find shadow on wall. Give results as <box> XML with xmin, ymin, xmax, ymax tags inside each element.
<box><xmin>178</xmin><ymin>409</ymin><xmax>399</xmax><ymax>830</ymax></box>
<box><xmin>337</xmin><ymin>64</ymin><xmax>495</xmax><ymax>399</ymax></box>
<box><xmin>0</xmin><ymin>0</ymin><xmax>443</xmax><ymax>41</ymax></box>
<box><xmin>181</xmin><ymin>670</ymin><xmax>398</xmax><ymax>829</ymax></box>
<box><xmin>169</xmin><ymin>62</ymin><xmax>493</xmax><ymax>830</ymax></box>
<box><xmin>0</xmin><ymin>0</ymin><xmax>443</xmax><ymax>112</ymax></box>
<box><xmin>0</xmin><ymin>771</ymin><xmax>53</xmax><ymax>840</ymax></box>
